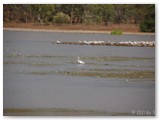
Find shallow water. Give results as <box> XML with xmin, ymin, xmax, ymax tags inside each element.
<box><xmin>3</xmin><ymin>30</ymin><xmax>155</xmax><ymax>115</ymax></box>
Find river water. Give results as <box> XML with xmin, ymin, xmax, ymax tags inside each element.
<box><xmin>3</xmin><ymin>30</ymin><xmax>155</xmax><ymax>115</ymax></box>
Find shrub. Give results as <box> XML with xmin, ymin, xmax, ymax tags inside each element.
<box><xmin>53</xmin><ymin>12</ymin><xmax>70</xmax><ymax>24</ymax></box>
<box><xmin>110</xmin><ymin>29</ymin><xmax>123</xmax><ymax>35</ymax></box>
<box><xmin>140</xmin><ymin>5</ymin><xmax>155</xmax><ymax>32</ymax></box>
<box><xmin>92</xmin><ymin>16</ymin><xmax>102</xmax><ymax>24</ymax></box>
<box><xmin>140</xmin><ymin>20</ymin><xmax>155</xmax><ymax>32</ymax></box>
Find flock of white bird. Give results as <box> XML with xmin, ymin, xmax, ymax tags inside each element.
<box><xmin>79</xmin><ymin>40</ymin><xmax>105</xmax><ymax>45</ymax></box>
<box><xmin>56</xmin><ymin>40</ymin><xmax>155</xmax><ymax>47</ymax></box>
<box><xmin>117</xmin><ymin>41</ymin><xmax>155</xmax><ymax>47</ymax></box>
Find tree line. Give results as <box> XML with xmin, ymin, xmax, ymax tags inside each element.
<box><xmin>3</xmin><ymin>4</ymin><xmax>155</xmax><ymax>32</ymax></box>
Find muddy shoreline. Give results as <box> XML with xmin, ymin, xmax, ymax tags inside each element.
<box><xmin>3</xmin><ymin>108</ymin><xmax>133</xmax><ymax>116</ymax></box>
<box><xmin>3</xmin><ymin>28</ymin><xmax>155</xmax><ymax>35</ymax></box>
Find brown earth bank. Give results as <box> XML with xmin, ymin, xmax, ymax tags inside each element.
<box><xmin>4</xmin><ymin>22</ymin><xmax>143</xmax><ymax>33</ymax></box>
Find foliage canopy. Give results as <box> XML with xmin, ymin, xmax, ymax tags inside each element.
<box><xmin>3</xmin><ymin>4</ymin><xmax>155</xmax><ymax>32</ymax></box>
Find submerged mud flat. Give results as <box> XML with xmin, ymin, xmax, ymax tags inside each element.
<box><xmin>3</xmin><ymin>30</ymin><xmax>155</xmax><ymax>116</ymax></box>
<box><xmin>4</xmin><ymin>108</ymin><xmax>136</xmax><ymax>116</ymax></box>
<box><xmin>27</xmin><ymin>70</ymin><xmax>154</xmax><ymax>79</ymax></box>
<box><xmin>3</xmin><ymin>108</ymin><xmax>136</xmax><ymax>116</ymax></box>
<box><xmin>4</xmin><ymin>55</ymin><xmax>154</xmax><ymax>80</ymax></box>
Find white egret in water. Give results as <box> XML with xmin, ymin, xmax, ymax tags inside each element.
<box><xmin>77</xmin><ymin>57</ymin><xmax>85</xmax><ymax>64</ymax></box>
<box><xmin>56</xmin><ymin>40</ymin><xmax>61</xmax><ymax>44</ymax></box>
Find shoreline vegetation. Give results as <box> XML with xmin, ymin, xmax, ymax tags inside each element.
<box><xmin>3</xmin><ymin>22</ymin><xmax>155</xmax><ymax>35</ymax></box>
<box><xmin>4</xmin><ymin>5</ymin><xmax>155</xmax><ymax>33</ymax></box>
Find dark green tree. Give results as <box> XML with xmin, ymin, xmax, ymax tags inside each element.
<box><xmin>140</xmin><ymin>4</ymin><xmax>155</xmax><ymax>32</ymax></box>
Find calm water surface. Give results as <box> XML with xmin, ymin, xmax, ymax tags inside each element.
<box><xmin>3</xmin><ymin>30</ymin><xmax>155</xmax><ymax>115</ymax></box>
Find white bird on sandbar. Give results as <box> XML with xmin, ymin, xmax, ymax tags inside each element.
<box><xmin>77</xmin><ymin>57</ymin><xmax>85</xmax><ymax>64</ymax></box>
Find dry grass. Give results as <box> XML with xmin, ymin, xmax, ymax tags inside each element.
<box><xmin>4</xmin><ymin>22</ymin><xmax>140</xmax><ymax>33</ymax></box>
